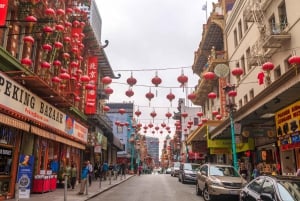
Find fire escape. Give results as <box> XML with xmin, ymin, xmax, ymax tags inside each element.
<box><xmin>243</xmin><ymin>0</ymin><xmax>291</xmax><ymax>66</ymax></box>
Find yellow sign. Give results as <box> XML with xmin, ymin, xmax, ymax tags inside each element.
<box><xmin>275</xmin><ymin>100</ymin><xmax>300</xmax><ymax>137</ymax></box>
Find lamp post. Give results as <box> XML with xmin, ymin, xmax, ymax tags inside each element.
<box><xmin>223</xmin><ymin>84</ymin><xmax>238</xmax><ymax>171</ymax></box>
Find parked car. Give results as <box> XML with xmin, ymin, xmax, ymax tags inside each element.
<box><xmin>240</xmin><ymin>175</ymin><xmax>300</xmax><ymax>201</ymax></box>
<box><xmin>178</xmin><ymin>162</ymin><xmax>200</xmax><ymax>184</ymax></box>
<box><xmin>196</xmin><ymin>163</ymin><xmax>247</xmax><ymax>201</ymax></box>
<box><xmin>170</xmin><ymin>162</ymin><xmax>180</xmax><ymax>177</ymax></box>
<box><xmin>165</xmin><ymin>167</ymin><xmax>172</xmax><ymax>174</ymax></box>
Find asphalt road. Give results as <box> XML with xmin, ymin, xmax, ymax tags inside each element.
<box><xmin>89</xmin><ymin>173</ymin><xmax>204</xmax><ymax>201</ymax></box>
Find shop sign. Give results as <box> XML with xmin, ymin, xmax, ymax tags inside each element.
<box><xmin>0</xmin><ymin>0</ymin><xmax>8</xmax><ymax>26</ymax></box>
<box><xmin>85</xmin><ymin>56</ymin><xmax>98</xmax><ymax>114</ymax></box>
<box><xmin>0</xmin><ymin>72</ymin><xmax>88</xmax><ymax>143</ymax></box>
<box><xmin>207</xmin><ymin>138</ymin><xmax>231</xmax><ymax>148</ymax></box>
<box><xmin>94</xmin><ymin>145</ymin><xmax>102</xmax><ymax>153</ymax></box>
<box><xmin>275</xmin><ymin>100</ymin><xmax>300</xmax><ymax>146</ymax></box>
<box><xmin>0</xmin><ymin>72</ymin><xmax>65</xmax><ymax>131</ymax></box>
<box><xmin>17</xmin><ymin>155</ymin><xmax>34</xmax><ymax>198</ymax></box>
<box><xmin>0</xmin><ymin>147</ymin><xmax>12</xmax><ymax>156</ymax></box>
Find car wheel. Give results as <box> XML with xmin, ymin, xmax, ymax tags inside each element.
<box><xmin>196</xmin><ymin>183</ymin><xmax>202</xmax><ymax>196</ymax></box>
<box><xmin>203</xmin><ymin>186</ymin><xmax>214</xmax><ymax>201</ymax></box>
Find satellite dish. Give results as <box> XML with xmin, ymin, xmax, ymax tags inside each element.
<box><xmin>214</xmin><ymin>64</ymin><xmax>229</xmax><ymax>78</ymax></box>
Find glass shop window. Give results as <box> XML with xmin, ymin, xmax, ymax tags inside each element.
<box><xmin>0</xmin><ymin>147</ymin><xmax>13</xmax><ymax>175</ymax></box>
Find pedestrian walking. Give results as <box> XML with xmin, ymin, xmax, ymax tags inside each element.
<box><xmin>87</xmin><ymin>160</ymin><xmax>93</xmax><ymax>186</ymax></box>
<box><xmin>251</xmin><ymin>163</ymin><xmax>260</xmax><ymax>179</ymax></box>
<box><xmin>64</xmin><ymin>160</ymin><xmax>71</xmax><ymax>188</ymax></box>
<box><xmin>70</xmin><ymin>162</ymin><xmax>77</xmax><ymax>189</ymax></box>
<box><xmin>120</xmin><ymin>161</ymin><xmax>126</xmax><ymax>180</ymax></box>
<box><xmin>113</xmin><ymin>163</ymin><xmax>119</xmax><ymax>180</ymax></box>
<box><xmin>108</xmin><ymin>163</ymin><xmax>114</xmax><ymax>184</ymax></box>
<box><xmin>78</xmin><ymin>161</ymin><xmax>89</xmax><ymax>195</ymax></box>
<box><xmin>102</xmin><ymin>161</ymin><xmax>108</xmax><ymax>180</ymax></box>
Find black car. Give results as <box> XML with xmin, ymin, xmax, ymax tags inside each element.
<box><xmin>240</xmin><ymin>175</ymin><xmax>300</xmax><ymax>201</ymax></box>
<box><xmin>178</xmin><ymin>163</ymin><xmax>200</xmax><ymax>184</ymax></box>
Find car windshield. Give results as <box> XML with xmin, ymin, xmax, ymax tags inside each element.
<box><xmin>278</xmin><ymin>180</ymin><xmax>300</xmax><ymax>201</ymax></box>
<box><xmin>184</xmin><ymin>164</ymin><xmax>199</xmax><ymax>170</ymax></box>
<box><xmin>209</xmin><ymin>165</ymin><xmax>240</xmax><ymax>177</ymax></box>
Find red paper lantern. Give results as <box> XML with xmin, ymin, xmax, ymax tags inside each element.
<box><xmin>60</xmin><ymin>72</ymin><xmax>70</xmax><ymax>80</ymax></box>
<box><xmin>101</xmin><ymin>76</ymin><xmax>112</xmax><ymax>85</ymax></box>
<box><xmin>198</xmin><ymin>122</ymin><xmax>203</xmax><ymax>127</ymax></box>
<box><xmin>65</xmin><ymin>21</ymin><xmax>72</xmax><ymax>28</ymax></box>
<box><xmin>187</xmin><ymin>120</ymin><xmax>193</xmax><ymax>126</ymax></box>
<box><xmin>202</xmin><ymin>118</ymin><xmax>208</xmax><ymax>123</ymax></box>
<box><xmin>51</xmin><ymin>76</ymin><xmax>61</xmax><ymax>83</ymax></box>
<box><xmin>145</xmin><ymin>90</ymin><xmax>154</xmax><ymax>104</ymax></box>
<box><xmin>135</xmin><ymin>109</ymin><xmax>141</xmax><ymax>117</ymax></box>
<box><xmin>127</xmin><ymin>74</ymin><xmax>137</xmax><ymax>86</ymax></box>
<box><xmin>55</xmin><ymin>24</ymin><xmax>64</xmax><ymax>32</ymax></box>
<box><xmin>150</xmin><ymin>111</ymin><xmax>157</xmax><ymax>119</ymax></box>
<box><xmin>41</xmin><ymin>61</ymin><xmax>51</xmax><ymax>69</ymax></box>
<box><xmin>56</xmin><ymin>9</ymin><xmax>65</xmax><ymax>16</ymax></box>
<box><xmin>45</xmin><ymin>8</ymin><xmax>55</xmax><ymax>16</ymax></box>
<box><xmin>103</xmin><ymin>105</ymin><xmax>110</xmax><ymax>112</ymax></box>
<box><xmin>53</xmin><ymin>60</ymin><xmax>61</xmax><ymax>68</ymax></box>
<box><xmin>212</xmin><ymin>110</ymin><xmax>219</xmax><ymax>116</ymax></box>
<box><xmin>288</xmin><ymin>55</ymin><xmax>300</xmax><ymax>66</ymax></box>
<box><xmin>63</xmin><ymin>53</ymin><xmax>70</xmax><ymax>59</ymax></box>
<box><xmin>148</xmin><ymin>123</ymin><xmax>153</xmax><ymax>128</ymax></box>
<box><xmin>42</xmin><ymin>44</ymin><xmax>52</xmax><ymax>51</ymax></box>
<box><xmin>161</xmin><ymin>122</ymin><xmax>166</xmax><ymax>128</ymax></box>
<box><xmin>43</xmin><ymin>26</ymin><xmax>53</xmax><ymax>33</ymax></box>
<box><xmin>166</xmin><ymin>90</ymin><xmax>175</xmax><ymax>106</ymax></box>
<box><xmin>165</xmin><ymin>112</ymin><xmax>172</xmax><ymax>119</ymax></box>
<box><xmin>187</xmin><ymin>92</ymin><xmax>196</xmax><ymax>100</ymax></box>
<box><xmin>21</xmin><ymin>58</ymin><xmax>32</xmax><ymax>67</ymax></box>
<box><xmin>80</xmin><ymin>75</ymin><xmax>90</xmax><ymax>83</ymax></box>
<box><xmin>177</xmin><ymin>71</ymin><xmax>188</xmax><ymax>87</ymax></box>
<box><xmin>104</xmin><ymin>87</ymin><xmax>113</xmax><ymax>95</ymax></box>
<box><xmin>25</xmin><ymin>16</ymin><xmax>37</xmax><ymax>23</ymax></box>
<box><xmin>54</xmin><ymin>41</ymin><xmax>63</xmax><ymax>49</ymax></box>
<box><xmin>181</xmin><ymin>112</ymin><xmax>188</xmax><ymax>118</ymax></box>
<box><xmin>208</xmin><ymin>92</ymin><xmax>217</xmax><ymax>99</ymax></box>
<box><xmin>74</xmin><ymin>96</ymin><xmax>80</xmax><ymax>102</ymax></box>
<box><xmin>203</xmin><ymin>72</ymin><xmax>215</xmax><ymax>80</ymax></box>
<box><xmin>73</xmin><ymin>20</ymin><xmax>80</xmax><ymax>27</ymax></box>
<box><xmin>85</xmin><ymin>83</ymin><xmax>95</xmax><ymax>90</ymax></box>
<box><xmin>228</xmin><ymin>90</ymin><xmax>237</xmax><ymax>97</ymax></box>
<box><xmin>23</xmin><ymin>36</ymin><xmax>34</xmax><ymax>44</ymax></box>
<box><xmin>66</xmin><ymin>8</ymin><xmax>73</xmax><ymax>14</ymax></box>
<box><xmin>119</xmin><ymin>108</ymin><xmax>126</xmax><ymax>115</ymax></box>
<box><xmin>232</xmin><ymin>67</ymin><xmax>244</xmax><ymax>77</ymax></box>
<box><xmin>262</xmin><ymin>62</ymin><xmax>274</xmax><ymax>71</ymax></box>
<box><xmin>151</xmin><ymin>72</ymin><xmax>162</xmax><ymax>87</ymax></box>
<box><xmin>216</xmin><ymin>114</ymin><xmax>222</xmax><ymax>120</ymax></box>
<box><xmin>125</xmin><ymin>89</ymin><xmax>134</xmax><ymax>97</ymax></box>
<box><xmin>196</xmin><ymin>111</ymin><xmax>204</xmax><ymax>117</ymax></box>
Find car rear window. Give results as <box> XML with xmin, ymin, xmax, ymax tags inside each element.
<box><xmin>278</xmin><ymin>180</ymin><xmax>300</xmax><ymax>201</ymax></box>
<box><xmin>209</xmin><ymin>165</ymin><xmax>240</xmax><ymax>177</ymax></box>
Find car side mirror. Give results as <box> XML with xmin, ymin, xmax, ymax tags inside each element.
<box><xmin>260</xmin><ymin>193</ymin><xmax>273</xmax><ymax>201</ymax></box>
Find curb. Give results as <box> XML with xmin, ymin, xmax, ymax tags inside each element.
<box><xmin>85</xmin><ymin>176</ymin><xmax>135</xmax><ymax>200</ymax></box>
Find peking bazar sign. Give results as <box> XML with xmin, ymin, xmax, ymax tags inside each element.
<box><xmin>0</xmin><ymin>72</ymin><xmax>87</xmax><ymax>143</ymax></box>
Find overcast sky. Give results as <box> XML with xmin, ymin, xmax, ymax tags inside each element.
<box><xmin>96</xmin><ymin>0</ymin><xmax>217</xmax><ymax>143</ymax></box>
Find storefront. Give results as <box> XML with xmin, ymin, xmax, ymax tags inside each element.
<box><xmin>276</xmin><ymin>100</ymin><xmax>300</xmax><ymax>175</ymax></box>
<box><xmin>0</xmin><ymin>72</ymin><xmax>87</xmax><ymax>199</ymax></box>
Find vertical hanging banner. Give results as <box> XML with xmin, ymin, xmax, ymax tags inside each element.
<box><xmin>85</xmin><ymin>56</ymin><xmax>98</xmax><ymax>114</ymax></box>
<box><xmin>0</xmin><ymin>0</ymin><xmax>8</xmax><ymax>26</ymax></box>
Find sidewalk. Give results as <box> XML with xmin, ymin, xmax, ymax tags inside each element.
<box><xmin>10</xmin><ymin>174</ymin><xmax>134</xmax><ymax>201</ymax></box>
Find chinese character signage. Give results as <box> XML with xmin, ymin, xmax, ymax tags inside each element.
<box><xmin>0</xmin><ymin>0</ymin><xmax>8</xmax><ymax>26</ymax></box>
<box><xmin>85</xmin><ymin>56</ymin><xmax>98</xmax><ymax>114</ymax></box>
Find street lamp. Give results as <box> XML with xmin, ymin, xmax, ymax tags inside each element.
<box><xmin>223</xmin><ymin>84</ymin><xmax>238</xmax><ymax>171</ymax></box>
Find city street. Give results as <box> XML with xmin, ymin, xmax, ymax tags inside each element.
<box><xmin>89</xmin><ymin>174</ymin><xmax>203</xmax><ymax>201</ymax></box>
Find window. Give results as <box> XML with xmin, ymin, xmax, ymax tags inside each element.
<box><xmin>278</xmin><ymin>2</ymin><xmax>287</xmax><ymax>30</ymax></box>
<box><xmin>246</xmin><ymin>47</ymin><xmax>252</xmax><ymax>70</ymax></box>
<box><xmin>234</xmin><ymin>29</ymin><xmax>238</xmax><ymax>47</ymax></box>
<box><xmin>244</xmin><ymin>17</ymin><xmax>249</xmax><ymax>32</ymax></box>
<box><xmin>262</xmin><ymin>179</ymin><xmax>275</xmax><ymax>194</ymax></box>
<box><xmin>274</xmin><ymin>65</ymin><xmax>281</xmax><ymax>80</ymax></box>
<box><xmin>238</xmin><ymin>20</ymin><xmax>243</xmax><ymax>40</ymax></box>
<box><xmin>269</xmin><ymin>15</ymin><xmax>279</xmax><ymax>34</ymax></box>
<box><xmin>241</xmin><ymin>55</ymin><xmax>246</xmax><ymax>75</ymax></box>
<box><xmin>284</xmin><ymin>56</ymin><xmax>292</xmax><ymax>71</ymax></box>
<box><xmin>239</xmin><ymin>99</ymin><xmax>242</xmax><ymax>108</ymax></box>
<box><xmin>244</xmin><ymin>95</ymin><xmax>248</xmax><ymax>104</ymax></box>
<box><xmin>249</xmin><ymin>89</ymin><xmax>254</xmax><ymax>100</ymax></box>
<box><xmin>248</xmin><ymin>177</ymin><xmax>265</xmax><ymax>193</ymax></box>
